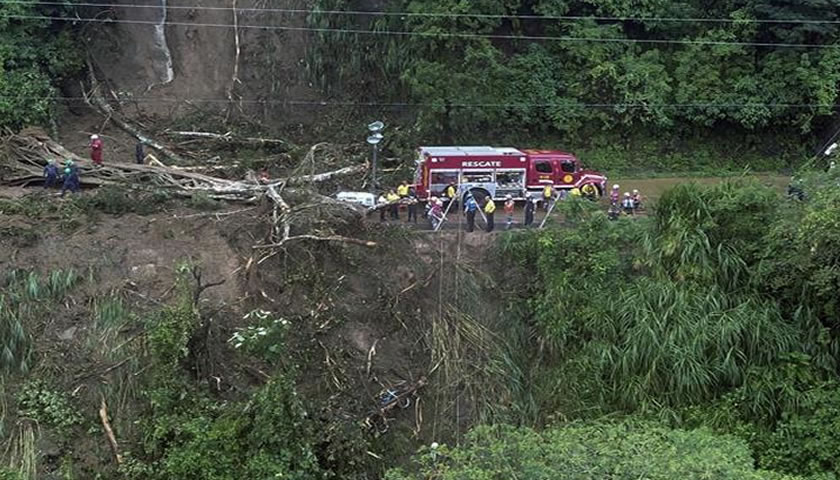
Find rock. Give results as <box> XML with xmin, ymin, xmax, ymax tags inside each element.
<box><xmin>57</xmin><ymin>326</ymin><xmax>77</xmax><ymax>341</ymax></box>
<box><xmin>130</xmin><ymin>263</ymin><xmax>157</xmax><ymax>280</ymax></box>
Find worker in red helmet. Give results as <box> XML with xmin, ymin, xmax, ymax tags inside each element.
<box><xmin>89</xmin><ymin>134</ymin><xmax>104</xmax><ymax>166</ymax></box>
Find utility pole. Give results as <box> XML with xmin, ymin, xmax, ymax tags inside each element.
<box><xmin>366</xmin><ymin>121</ymin><xmax>384</xmax><ymax>193</ymax></box>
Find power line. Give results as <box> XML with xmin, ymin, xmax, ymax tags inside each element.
<box><xmin>8</xmin><ymin>0</ymin><xmax>840</xmax><ymax>25</ymax></box>
<box><xmin>3</xmin><ymin>13</ymin><xmax>840</xmax><ymax>49</ymax></box>
<box><xmin>4</xmin><ymin>96</ymin><xmax>839</xmax><ymax>108</ymax></box>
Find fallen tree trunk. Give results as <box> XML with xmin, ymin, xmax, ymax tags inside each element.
<box><xmin>164</xmin><ymin>130</ymin><xmax>286</xmax><ymax>146</ymax></box>
<box><xmin>1</xmin><ymin>129</ymin><xmax>366</xmax><ymax>196</ymax></box>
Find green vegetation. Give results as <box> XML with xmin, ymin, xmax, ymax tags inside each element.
<box><xmin>386</xmin><ymin>422</ymin><xmax>801</xmax><ymax>480</ymax></box>
<box><xmin>0</xmin><ymin>269</ymin><xmax>80</xmax><ymax>373</ymax></box>
<box><xmin>307</xmin><ymin>0</ymin><xmax>840</xmax><ymax>170</ymax></box>
<box><xmin>0</xmin><ymin>2</ymin><xmax>82</xmax><ymax>129</ymax></box>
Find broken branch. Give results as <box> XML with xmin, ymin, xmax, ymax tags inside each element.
<box><xmin>99</xmin><ymin>399</ymin><xmax>123</xmax><ymax>465</ymax></box>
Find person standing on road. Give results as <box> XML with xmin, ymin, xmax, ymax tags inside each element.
<box><xmin>524</xmin><ymin>193</ymin><xmax>535</xmax><ymax>227</ymax></box>
<box><xmin>406</xmin><ymin>188</ymin><xmax>418</xmax><ymax>224</ymax></box>
<box><xmin>44</xmin><ymin>159</ymin><xmax>58</xmax><ymax>189</ymax></box>
<box><xmin>622</xmin><ymin>192</ymin><xmax>635</xmax><ymax>215</ymax></box>
<box><xmin>610</xmin><ymin>184</ymin><xmax>620</xmax><ymax>206</ymax></box>
<box><xmin>135</xmin><ymin>141</ymin><xmax>145</xmax><ymax>164</ymax></box>
<box><xmin>89</xmin><ymin>134</ymin><xmax>103</xmax><ymax>166</ymax></box>
<box><xmin>543</xmin><ymin>185</ymin><xmax>553</xmax><ymax>211</ymax></box>
<box><xmin>429</xmin><ymin>197</ymin><xmax>443</xmax><ymax>230</ymax></box>
<box><xmin>378</xmin><ymin>192</ymin><xmax>387</xmax><ymax>222</ymax></box>
<box><xmin>61</xmin><ymin>159</ymin><xmax>80</xmax><ymax>196</ymax></box>
<box><xmin>386</xmin><ymin>189</ymin><xmax>400</xmax><ymax>220</ymax></box>
<box><xmin>443</xmin><ymin>182</ymin><xmax>457</xmax><ymax>212</ymax></box>
<box><xmin>483</xmin><ymin>197</ymin><xmax>496</xmax><ymax>233</ymax></box>
<box><xmin>464</xmin><ymin>194</ymin><xmax>478</xmax><ymax>232</ymax></box>
<box><xmin>504</xmin><ymin>194</ymin><xmax>515</xmax><ymax>230</ymax></box>
<box><xmin>397</xmin><ymin>181</ymin><xmax>410</xmax><ymax>199</ymax></box>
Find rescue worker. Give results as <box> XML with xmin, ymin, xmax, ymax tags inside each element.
<box><xmin>135</xmin><ymin>141</ymin><xmax>144</xmax><ymax>164</ymax></box>
<box><xmin>464</xmin><ymin>194</ymin><xmax>478</xmax><ymax>232</ymax></box>
<box><xmin>484</xmin><ymin>197</ymin><xmax>496</xmax><ymax>233</ymax></box>
<box><xmin>397</xmin><ymin>181</ymin><xmax>410</xmax><ymax>198</ymax></box>
<box><xmin>581</xmin><ymin>183</ymin><xmax>598</xmax><ymax>200</ymax></box>
<box><xmin>406</xmin><ymin>188</ymin><xmax>418</xmax><ymax>224</ymax></box>
<box><xmin>607</xmin><ymin>204</ymin><xmax>620</xmax><ymax>221</ymax></box>
<box><xmin>378</xmin><ymin>192</ymin><xmax>387</xmax><ymax>222</ymax></box>
<box><xmin>429</xmin><ymin>197</ymin><xmax>444</xmax><ymax>230</ymax></box>
<box><xmin>445</xmin><ymin>182</ymin><xmax>458</xmax><ymax>211</ymax></box>
<box><xmin>89</xmin><ymin>134</ymin><xmax>103</xmax><ymax>166</ymax></box>
<box><xmin>258</xmin><ymin>169</ymin><xmax>270</xmax><ymax>184</ymax></box>
<box><xmin>569</xmin><ymin>187</ymin><xmax>582</xmax><ymax>198</ymax></box>
<box><xmin>504</xmin><ymin>194</ymin><xmax>515</xmax><ymax>230</ymax></box>
<box><xmin>61</xmin><ymin>159</ymin><xmax>80</xmax><ymax>196</ymax></box>
<box><xmin>524</xmin><ymin>193</ymin><xmax>535</xmax><ymax>227</ymax></box>
<box><xmin>386</xmin><ymin>189</ymin><xmax>400</xmax><ymax>220</ymax></box>
<box><xmin>542</xmin><ymin>184</ymin><xmax>553</xmax><ymax>211</ymax></box>
<box><xmin>610</xmin><ymin>184</ymin><xmax>620</xmax><ymax>206</ymax></box>
<box><xmin>621</xmin><ymin>192</ymin><xmax>634</xmax><ymax>215</ymax></box>
<box><xmin>631</xmin><ymin>189</ymin><xmax>642</xmax><ymax>211</ymax></box>
<box><xmin>43</xmin><ymin>159</ymin><xmax>58</xmax><ymax>189</ymax></box>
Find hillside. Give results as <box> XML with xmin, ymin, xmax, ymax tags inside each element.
<box><xmin>0</xmin><ymin>187</ymin><xmax>507</xmax><ymax>478</ymax></box>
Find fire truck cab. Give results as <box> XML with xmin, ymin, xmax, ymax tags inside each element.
<box><xmin>414</xmin><ymin>146</ymin><xmax>606</xmax><ymax>202</ymax></box>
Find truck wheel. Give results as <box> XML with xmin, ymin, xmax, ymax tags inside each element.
<box><xmin>582</xmin><ymin>184</ymin><xmax>600</xmax><ymax>201</ymax></box>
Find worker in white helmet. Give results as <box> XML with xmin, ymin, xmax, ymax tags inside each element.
<box><xmin>89</xmin><ymin>134</ymin><xmax>103</xmax><ymax>166</ymax></box>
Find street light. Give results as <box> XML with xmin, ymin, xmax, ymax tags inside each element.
<box><xmin>366</xmin><ymin>121</ymin><xmax>385</xmax><ymax>192</ymax></box>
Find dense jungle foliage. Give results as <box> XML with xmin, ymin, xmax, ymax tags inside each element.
<box><xmin>390</xmin><ymin>170</ymin><xmax>840</xmax><ymax>479</ymax></box>
<box><xmin>0</xmin><ymin>2</ymin><xmax>81</xmax><ymax>130</ymax></box>
<box><xmin>308</xmin><ymin>0</ymin><xmax>840</xmax><ymax>169</ymax></box>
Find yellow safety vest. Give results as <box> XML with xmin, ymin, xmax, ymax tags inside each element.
<box><xmin>386</xmin><ymin>192</ymin><xmax>399</xmax><ymax>202</ymax></box>
<box><xmin>484</xmin><ymin>200</ymin><xmax>496</xmax><ymax>214</ymax></box>
<box><xmin>446</xmin><ymin>186</ymin><xmax>456</xmax><ymax>198</ymax></box>
<box><xmin>570</xmin><ymin>188</ymin><xmax>581</xmax><ymax>197</ymax></box>
<box><xmin>397</xmin><ymin>184</ymin><xmax>409</xmax><ymax>196</ymax></box>
<box><xmin>543</xmin><ymin>186</ymin><xmax>552</xmax><ymax>198</ymax></box>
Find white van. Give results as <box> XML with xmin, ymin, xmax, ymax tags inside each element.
<box><xmin>335</xmin><ymin>191</ymin><xmax>377</xmax><ymax>209</ymax></box>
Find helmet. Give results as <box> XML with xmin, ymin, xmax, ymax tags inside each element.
<box><xmin>90</xmin><ymin>134</ymin><xmax>99</xmax><ymax>140</ymax></box>
<box><xmin>435</xmin><ymin>198</ymin><xmax>443</xmax><ymax>206</ymax></box>
<box><xmin>613</xmin><ymin>184</ymin><xmax>619</xmax><ymax>189</ymax></box>
<box><xmin>430</xmin><ymin>196</ymin><xmax>438</xmax><ymax>202</ymax></box>
<box><xmin>624</xmin><ymin>192</ymin><xmax>630</xmax><ymax>197</ymax></box>
<box><xmin>506</xmin><ymin>194</ymin><xmax>512</xmax><ymax>200</ymax></box>
<box><xmin>632</xmin><ymin>189</ymin><xmax>639</xmax><ymax>194</ymax></box>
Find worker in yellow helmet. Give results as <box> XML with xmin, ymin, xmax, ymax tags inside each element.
<box><xmin>483</xmin><ymin>196</ymin><xmax>496</xmax><ymax>232</ymax></box>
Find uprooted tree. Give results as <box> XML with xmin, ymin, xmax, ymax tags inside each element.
<box><xmin>0</xmin><ymin>128</ymin><xmax>375</xmax><ymax>248</ymax></box>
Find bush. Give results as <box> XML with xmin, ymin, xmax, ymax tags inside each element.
<box><xmin>385</xmin><ymin>421</ymin><xmax>802</xmax><ymax>480</ymax></box>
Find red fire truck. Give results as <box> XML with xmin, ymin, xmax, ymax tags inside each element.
<box><xmin>413</xmin><ymin>146</ymin><xmax>607</xmax><ymax>202</ymax></box>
